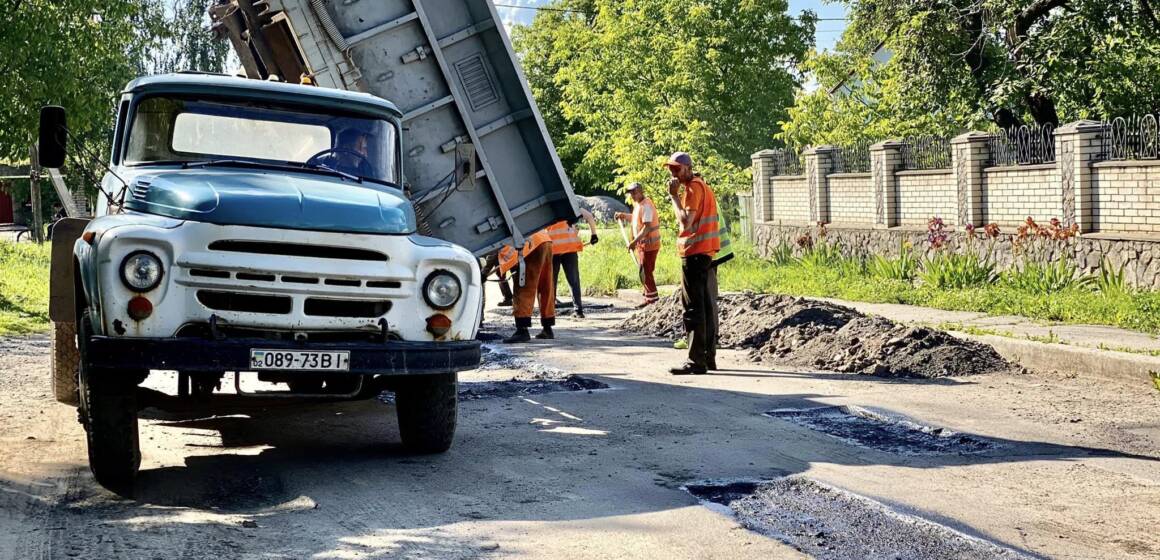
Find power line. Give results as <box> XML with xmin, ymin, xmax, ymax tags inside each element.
<box><xmin>493</xmin><ymin>3</ymin><xmax>848</xmax><ymax>21</ymax></box>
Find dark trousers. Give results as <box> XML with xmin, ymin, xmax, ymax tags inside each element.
<box><xmin>680</xmin><ymin>254</ymin><xmax>717</xmax><ymax>367</ymax></box>
<box><xmin>552</xmin><ymin>252</ymin><xmax>583</xmax><ymax>312</ymax></box>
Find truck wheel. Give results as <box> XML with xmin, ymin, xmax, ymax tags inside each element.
<box><xmin>395</xmin><ymin>373</ymin><xmax>457</xmax><ymax>454</ymax></box>
<box><xmin>77</xmin><ymin>312</ymin><xmax>142</xmax><ymax>494</ymax></box>
<box><xmin>51</xmin><ymin>321</ymin><xmax>80</xmax><ymax>406</ymax></box>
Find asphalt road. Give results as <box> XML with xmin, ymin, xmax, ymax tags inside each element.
<box><xmin>1</xmin><ymin>301</ymin><xmax>1159</xmax><ymax>559</ymax></box>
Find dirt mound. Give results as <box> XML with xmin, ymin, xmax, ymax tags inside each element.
<box><xmin>618</xmin><ymin>294</ymin><xmax>1013</xmax><ymax>378</ymax></box>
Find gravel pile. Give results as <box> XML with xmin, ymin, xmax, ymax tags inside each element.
<box><xmin>618</xmin><ymin>294</ymin><xmax>1013</xmax><ymax>378</ymax></box>
<box><xmin>577</xmin><ymin>195</ymin><xmax>630</xmax><ymax>223</ymax></box>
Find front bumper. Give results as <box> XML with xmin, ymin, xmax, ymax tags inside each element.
<box><xmin>87</xmin><ymin>336</ymin><xmax>481</xmax><ymax>375</ymax></box>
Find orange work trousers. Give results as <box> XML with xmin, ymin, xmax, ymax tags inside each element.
<box><xmin>513</xmin><ymin>241</ymin><xmax>556</xmax><ymax>328</ymax></box>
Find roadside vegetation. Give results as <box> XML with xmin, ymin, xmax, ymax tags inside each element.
<box><xmin>576</xmin><ymin>226</ymin><xmax>1160</xmax><ymax>336</ymax></box>
<box><xmin>0</xmin><ymin>242</ymin><xmax>51</xmax><ymax>335</ymax></box>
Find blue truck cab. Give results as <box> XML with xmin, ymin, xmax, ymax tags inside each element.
<box><xmin>46</xmin><ymin>74</ymin><xmax>485</xmax><ymax>492</ymax></box>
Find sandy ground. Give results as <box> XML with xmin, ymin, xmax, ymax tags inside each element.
<box><xmin>1</xmin><ymin>298</ymin><xmax>1159</xmax><ymax>559</ymax></box>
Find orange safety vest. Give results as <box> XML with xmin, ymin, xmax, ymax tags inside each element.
<box><xmin>546</xmin><ymin>221</ymin><xmax>584</xmax><ymax>255</ymax></box>
<box><xmin>677</xmin><ymin>176</ymin><xmax>720</xmax><ymax>258</ymax></box>
<box><xmin>633</xmin><ymin>198</ymin><xmax>662</xmax><ymax>254</ymax></box>
<box><xmin>498</xmin><ymin>230</ymin><xmax>552</xmax><ymax>274</ymax></box>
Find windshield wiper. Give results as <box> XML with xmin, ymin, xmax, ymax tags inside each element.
<box><xmin>185</xmin><ymin>159</ymin><xmax>361</xmax><ymax>183</ymax></box>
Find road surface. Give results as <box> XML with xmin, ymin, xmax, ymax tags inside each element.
<box><xmin>1</xmin><ymin>300</ymin><xmax>1158</xmax><ymax>559</ymax></box>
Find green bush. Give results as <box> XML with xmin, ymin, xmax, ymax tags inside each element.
<box><xmin>1005</xmin><ymin>259</ymin><xmax>1091</xmax><ymax>293</ymax></box>
<box><xmin>920</xmin><ymin>252</ymin><xmax>998</xmax><ymax>290</ymax></box>
<box><xmin>1095</xmin><ymin>259</ymin><xmax>1129</xmax><ymax>295</ymax></box>
<box><xmin>869</xmin><ymin>242</ymin><xmax>918</xmax><ymax>282</ymax></box>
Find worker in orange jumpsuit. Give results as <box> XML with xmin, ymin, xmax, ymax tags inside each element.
<box><xmin>616</xmin><ymin>182</ymin><xmax>662</xmax><ymax>308</ymax></box>
<box><xmin>545</xmin><ymin>207</ymin><xmax>598</xmax><ymax>318</ymax></box>
<box><xmin>497</xmin><ymin>229</ymin><xmax>555</xmax><ymax>343</ymax></box>
<box><xmin>663</xmin><ymin>152</ymin><xmax>720</xmax><ymax>375</ymax></box>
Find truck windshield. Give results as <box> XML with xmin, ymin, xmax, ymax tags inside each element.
<box><xmin>123</xmin><ymin>96</ymin><xmax>399</xmax><ymax>185</ymax></box>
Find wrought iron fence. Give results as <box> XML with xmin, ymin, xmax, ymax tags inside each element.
<box><xmin>770</xmin><ymin>149</ymin><xmax>804</xmax><ymax>176</ymax></box>
<box><xmin>1100</xmin><ymin>114</ymin><xmax>1160</xmax><ymax>161</ymax></box>
<box><xmin>989</xmin><ymin>123</ymin><xmax>1056</xmax><ymax>166</ymax></box>
<box><xmin>832</xmin><ymin>140</ymin><xmax>872</xmax><ymax>173</ymax></box>
<box><xmin>901</xmin><ymin>136</ymin><xmax>952</xmax><ymax>170</ymax></box>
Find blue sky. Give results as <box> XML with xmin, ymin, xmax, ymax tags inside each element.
<box><xmin>496</xmin><ymin>0</ymin><xmax>849</xmax><ymax>51</ymax></box>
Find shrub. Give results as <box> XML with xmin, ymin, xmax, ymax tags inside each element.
<box><xmin>1005</xmin><ymin>258</ymin><xmax>1092</xmax><ymax>293</ymax></box>
<box><xmin>796</xmin><ymin>241</ymin><xmax>845</xmax><ymax>270</ymax></box>
<box><xmin>921</xmin><ymin>252</ymin><xmax>998</xmax><ymax>289</ymax></box>
<box><xmin>1095</xmin><ymin>259</ymin><xmax>1130</xmax><ymax>295</ymax></box>
<box><xmin>869</xmin><ymin>240</ymin><xmax>918</xmax><ymax>281</ymax></box>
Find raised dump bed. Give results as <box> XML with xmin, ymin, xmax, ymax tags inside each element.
<box><xmin>211</xmin><ymin>0</ymin><xmax>577</xmax><ymax>255</ymax></box>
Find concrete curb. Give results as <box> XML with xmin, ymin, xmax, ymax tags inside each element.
<box><xmin>955</xmin><ymin>333</ymin><xmax>1159</xmax><ymax>386</ymax></box>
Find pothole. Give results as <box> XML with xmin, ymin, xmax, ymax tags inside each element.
<box><xmin>686</xmin><ymin>477</ymin><xmax>1031</xmax><ymax>560</ymax></box>
<box><xmin>766</xmin><ymin>406</ymin><xmax>997</xmax><ymax>455</ymax></box>
<box><xmin>459</xmin><ymin>376</ymin><xmax>608</xmax><ymax>400</ymax></box>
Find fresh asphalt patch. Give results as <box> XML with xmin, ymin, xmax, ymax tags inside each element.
<box><xmin>686</xmin><ymin>477</ymin><xmax>1034</xmax><ymax>560</ymax></box>
<box><xmin>765</xmin><ymin>405</ymin><xmax>998</xmax><ymax>455</ymax></box>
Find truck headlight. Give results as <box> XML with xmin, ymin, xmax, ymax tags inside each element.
<box><xmin>423</xmin><ymin>271</ymin><xmax>461</xmax><ymax>310</ymax></box>
<box><xmin>120</xmin><ymin>251</ymin><xmax>164</xmax><ymax>292</ymax></box>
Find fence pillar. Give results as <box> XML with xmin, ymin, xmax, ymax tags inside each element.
<box><xmin>1054</xmin><ymin>120</ymin><xmax>1104</xmax><ymax>233</ymax></box>
<box><xmin>751</xmin><ymin>150</ymin><xmax>777</xmax><ymax>222</ymax></box>
<box><xmin>804</xmin><ymin>145</ymin><xmax>836</xmax><ymax>224</ymax></box>
<box><xmin>950</xmin><ymin>131</ymin><xmax>990</xmax><ymax>227</ymax></box>
<box><xmin>870</xmin><ymin>140</ymin><xmax>904</xmax><ymax>227</ymax></box>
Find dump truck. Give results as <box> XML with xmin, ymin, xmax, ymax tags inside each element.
<box><xmin>43</xmin><ymin>0</ymin><xmax>577</xmax><ymax>493</ymax></box>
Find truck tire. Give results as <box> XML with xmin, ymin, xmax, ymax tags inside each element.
<box><xmin>395</xmin><ymin>373</ymin><xmax>457</xmax><ymax>454</ymax></box>
<box><xmin>77</xmin><ymin>312</ymin><xmax>142</xmax><ymax>494</ymax></box>
<box><xmin>51</xmin><ymin>321</ymin><xmax>80</xmax><ymax>406</ymax></box>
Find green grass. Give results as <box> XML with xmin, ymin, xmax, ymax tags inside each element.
<box><xmin>577</xmin><ymin>228</ymin><xmax>1160</xmax><ymax>335</ymax></box>
<box><xmin>0</xmin><ymin>241</ymin><xmax>52</xmax><ymax>335</ymax></box>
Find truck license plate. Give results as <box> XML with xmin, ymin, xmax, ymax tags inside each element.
<box><xmin>249</xmin><ymin>350</ymin><xmax>350</xmax><ymax>371</ymax></box>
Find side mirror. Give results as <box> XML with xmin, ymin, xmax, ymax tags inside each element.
<box><xmin>38</xmin><ymin>106</ymin><xmax>68</xmax><ymax>169</ymax></box>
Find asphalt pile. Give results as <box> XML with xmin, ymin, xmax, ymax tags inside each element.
<box><xmin>618</xmin><ymin>294</ymin><xmax>1013</xmax><ymax>378</ymax></box>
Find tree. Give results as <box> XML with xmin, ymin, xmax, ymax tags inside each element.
<box><xmin>780</xmin><ymin>0</ymin><xmax>1160</xmax><ymax>148</ymax></box>
<box><xmin>0</xmin><ymin>0</ymin><xmax>229</xmax><ymax>199</ymax></box>
<box><xmin>514</xmin><ymin>0</ymin><xmax>814</xmax><ymax>206</ymax></box>
<box><xmin>149</xmin><ymin>0</ymin><xmax>232</xmax><ymax>74</ymax></box>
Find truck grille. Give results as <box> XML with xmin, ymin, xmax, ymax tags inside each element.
<box><xmin>208</xmin><ymin>240</ymin><xmax>387</xmax><ymax>262</ymax></box>
<box><xmin>187</xmin><ymin>268</ymin><xmax>401</xmax><ymax>290</ymax></box>
<box><xmin>197</xmin><ymin>291</ymin><xmax>292</xmax><ymax>314</ymax></box>
<box><xmin>304</xmin><ymin>299</ymin><xmax>392</xmax><ymax>318</ymax></box>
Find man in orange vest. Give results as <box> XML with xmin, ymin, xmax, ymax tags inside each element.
<box><xmin>664</xmin><ymin>152</ymin><xmax>720</xmax><ymax>375</ymax></box>
<box><xmin>546</xmin><ymin>207</ymin><xmax>599</xmax><ymax>318</ymax></box>
<box><xmin>497</xmin><ymin>229</ymin><xmax>556</xmax><ymax>343</ymax></box>
<box><xmin>615</xmin><ymin>182</ymin><xmax>662</xmax><ymax>308</ymax></box>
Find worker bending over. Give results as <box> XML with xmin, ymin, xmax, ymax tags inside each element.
<box><xmin>664</xmin><ymin>152</ymin><xmax>720</xmax><ymax>375</ymax></box>
<box><xmin>546</xmin><ymin>207</ymin><xmax>599</xmax><ymax>318</ymax></box>
<box><xmin>615</xmin><ymin>182</ymin><xmax>662</xmax><ymax>308</ymax></box>
<box><xmin>498</xmin><ymin>230</ymin><xmax>556</xmax><ymax>343</ymax></box>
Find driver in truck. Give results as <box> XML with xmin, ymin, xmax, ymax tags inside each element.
<box><xmin>330</xmin><ymin>127</ymin><xmax>377</xmax><ymax>177</ymax></box>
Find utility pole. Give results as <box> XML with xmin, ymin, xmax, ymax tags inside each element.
<box><xmin>28</xmin><ymin>145</ymin><xmax>44</xmax><ymax>244</ymax></box>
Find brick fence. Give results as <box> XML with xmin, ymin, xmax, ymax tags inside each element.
<box><xmin>739</xmin><ymin>120</ymin><xmax>1160</xmax><ymax>289</ymax></box>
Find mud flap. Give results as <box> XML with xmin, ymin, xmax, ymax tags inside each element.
<box><xmin>48</xmin><ymin>217</ymin><xmax>89</xmax><ymax>323</ymax></box>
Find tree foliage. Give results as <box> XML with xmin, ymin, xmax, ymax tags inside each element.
<box><xmin>0</xmin><ymin>0</ymin><xmax>229</xmax><ymax>198</ymax></box>
<box><xmin>780</xmin><ymin>0</ymin><xmax>1160</xmax><ymax>148</ymax></box>
<box><xmin>514</xmin><ymin>0</ymin><xmax>814</xmax><ymax>205</ymax></box>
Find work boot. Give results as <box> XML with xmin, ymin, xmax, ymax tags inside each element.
<box><xmin>669</xmin><ymin>362</ymin><xmax>707</xmax><ymax>376</ymax></box>
<box><xmin>497</xmin><ymin>298</ymin><xmax>513</xmax><ymax>308</ymax></box>
<box><xmin>706</xmin><ymin>359</ymin><xmax>718</xmax><ymax>371</ymax></box>
<box><xmin>575</xmin><ymin>308</ymin><xmax>585</xmax><ymax>319</ymax></box>
<box><xmin>535</xmin><ymin>327</ymin><xmax>555</xmax><ymax>340</ymax></box>
<box><xmin>504</xmin><ymin>329</ymin><xmax>531</xmax><ymax>344</ymax></box>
